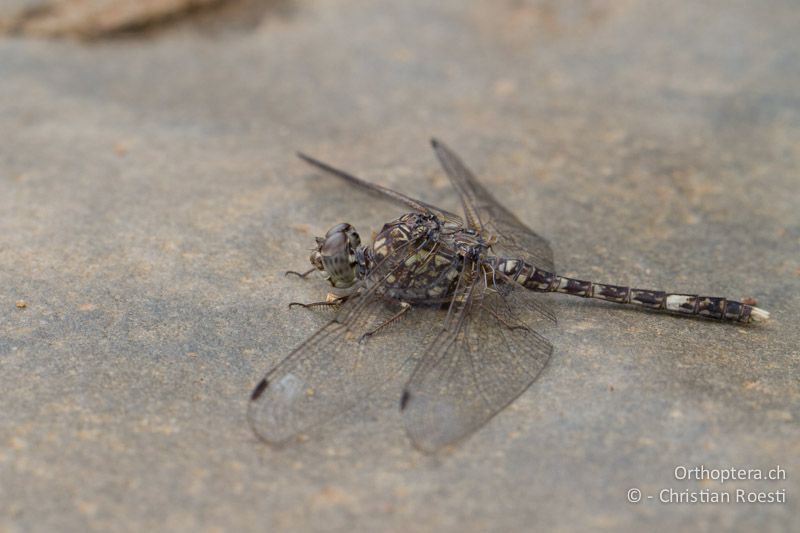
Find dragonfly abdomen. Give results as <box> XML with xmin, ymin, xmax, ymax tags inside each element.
<box><xmin>494</xmin><ymin>258</ymin><xmax>769</xmax><ymax>324</ymax></box>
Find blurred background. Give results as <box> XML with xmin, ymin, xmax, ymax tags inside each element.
<box><xmin>1</xmin><ymin>1</ymin><xmax>798</xmax><ymax>531</ymax></box>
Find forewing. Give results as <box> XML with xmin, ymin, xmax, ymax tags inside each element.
<box><xmin>431</xmin><ymin>139</ymin><xmax>555</xmax><ymax>271</ymax></box>
<box><xmin>401</xmin><ymin>263</ymin><xmax>554</xmax><ymax>452</ymax></box>
<box><xmin>297</xmin><ymin>152</ymin><xmax>464</xmax><ymax>226</ymax></box>
<box><xmin>248</xmin><ymin>237</ymin><xmax>429</xmax><ymax>445</ymax></box>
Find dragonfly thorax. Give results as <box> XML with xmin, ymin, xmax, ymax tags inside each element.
<box><xmin>369</xmin><ymin>213</ymin><xmax>441</xmax><ymax>264</ymax></box>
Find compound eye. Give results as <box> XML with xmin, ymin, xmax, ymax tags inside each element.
<box><xmin>325</xmin><ymin>223</ymin><xmax>351</xmax><ymax>238</ymax></box>
<box><xmin>320</xmin><ymin>231</ymin><xmax>347</xmax><ymax>256</ymax></box>
<box><xmin>349</xmin><ymin>230</ymin><xmax>361</xmax><ymax>248</ymax></box>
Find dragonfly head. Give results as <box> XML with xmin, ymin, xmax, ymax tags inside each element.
<box><xmin>310</xmin><ymin>223</ymin><xmax>362</xmax><ymax>288</ymax></box>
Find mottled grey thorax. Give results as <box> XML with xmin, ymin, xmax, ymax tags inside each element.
<box><xmin>366</xmin><ymin>213</ymin><xmax>464</xmax><ymax>302</ymax></box>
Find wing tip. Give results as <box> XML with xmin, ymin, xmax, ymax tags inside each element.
<box><xmin>250</xmin><ymin>378</ymin><xmax>269</xmax><ymax>401</ymax></box>
<box><xmin>400</xmin><ymin>389</ymin><xmax>411</xmax><ymax>410</ymax></box>
<box><xmin>296</xmin><ymin>151</ymin><xmax>314</xmax><ymax>163</ymax></box>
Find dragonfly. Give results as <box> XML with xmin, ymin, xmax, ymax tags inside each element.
<box><xmin>248</xmin><ymin>139</ymin><xmax>770</xmax><ymax>453</ymax></box>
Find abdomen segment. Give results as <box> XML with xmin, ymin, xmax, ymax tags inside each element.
<box><xmin>493</xmin><ymin>258</ymin><xmax>769</xmax><ymax>324</ymax></box>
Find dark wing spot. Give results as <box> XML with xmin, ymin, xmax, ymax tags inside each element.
<box><xmin>400</xmin><ymin>389</ymin><xmax>411</xmax><ymax>410</ymax></box>
<box><xmin>251</xmin><ymin>378</ymin><xmax>269</xmax><ymax>400</ymax></box>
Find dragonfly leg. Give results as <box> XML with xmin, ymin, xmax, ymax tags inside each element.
<box><xmin>285</xmin><ymin>267</ymin><xmax>316</xmax><ymax>278</ymax></box>
<box><xmin>288</xmin><ymin>295</ymin><xmax>348</xmax><ymax>310</ymax></box>
<box><xmin>358</xmin><ymin>302</ymin><xmax>411</xmax><ymax>343</ymax></box>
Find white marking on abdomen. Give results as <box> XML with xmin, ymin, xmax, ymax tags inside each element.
<box><xmin>666</xmin><ymin>294</ymin><xmax>694</xmax><ymax>312</ymax></box>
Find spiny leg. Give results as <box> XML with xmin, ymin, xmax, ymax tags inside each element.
<box><xmin>358</xmin><ymin>302</ymin><xmax>412</xmax><ymax>343</ymax></box>
<box><xmin>288</xmin><ymin>295</ymin><xmax>349</xmax><ymax>310</ymax></box>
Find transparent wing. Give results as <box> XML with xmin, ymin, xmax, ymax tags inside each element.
<box><xmin>248</xmin><ymin>236</ymin><xmax>435</xmax><ymax>445</ymax></box>
<box><xmin>430</xmin><ymin>139</ymin><xmax>555</xmax><ymax>271</ymax></box>
<box><xmin>297</xmin><ymin>152</ymin><xmax>464</xmax><ymax>226</ymax></box>
<box><xmin>401</xmin><ymin>260</ymin><xmax>554</xmax><ymax>452</ymax></box>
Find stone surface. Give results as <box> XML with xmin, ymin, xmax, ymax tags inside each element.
<box><xmin>1</xmin><ymin>0</ymin><xmax>798</xmax><ymax>531</ymax></box>
<box><xmin>0</xmin><ymin>0</ymin><xmax>280</xmax><ymax>38</ymax></box>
